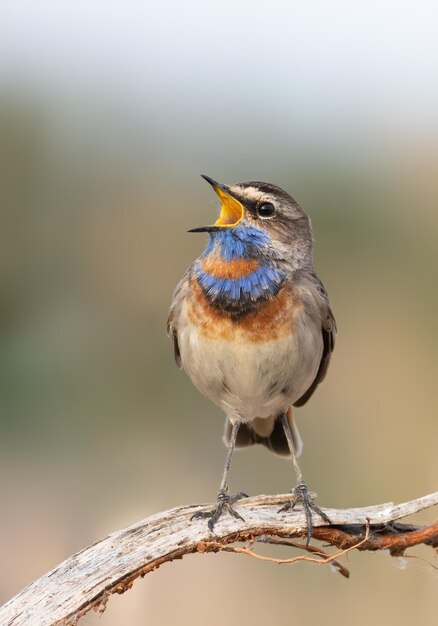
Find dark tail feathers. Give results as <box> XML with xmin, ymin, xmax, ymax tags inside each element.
<box><xmin>223</xmin><ymin>410</ymin><xmax>302</xmax><ymax>458</ymax></box>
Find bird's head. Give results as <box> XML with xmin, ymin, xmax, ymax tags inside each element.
<box><xmin>190</xmin><ymin>176</ymin><xmax>314</xmax><ymax>271</ymax></box>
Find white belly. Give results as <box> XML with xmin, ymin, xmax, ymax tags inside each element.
<box><xmin>178</xmin><ymin>317</ymin><xmax>323</xmax><ymax>422</ymax></box>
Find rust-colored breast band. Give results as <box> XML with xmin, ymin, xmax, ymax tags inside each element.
<box><xmin>199</xmin><ymin>256</ymin><xmax>259</xmax><ymax>279</ymax></box>
<box><xmin>187</xmin><ymin>280</ymin><xmax>299</xmax><ymax>343</ymax></box>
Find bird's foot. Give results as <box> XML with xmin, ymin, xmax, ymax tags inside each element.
<box><xmin>278</xmin><ymin>480</ymin><xmax>331</xmax><ymax>544</ymax></box>
<box><xmin>191</xmin><ymin>489</ymin><xmax>248</xmax><ymax>532</ymax></box>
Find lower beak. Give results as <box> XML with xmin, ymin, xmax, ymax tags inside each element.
<box><xmin>188</xmin><ymin>175</ymin><xmax>245</xmax><ymax>233</ymax></box>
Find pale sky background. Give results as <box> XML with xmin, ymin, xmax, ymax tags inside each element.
<box><xmin>1</xmin><ymin>0</ymin><xmax>437</xmax><ymax>138</ymax></box>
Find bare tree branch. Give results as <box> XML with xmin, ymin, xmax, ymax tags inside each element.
<box><xmin>1</xmin><ymin>492</ymin><xmax>437</xmax><ymax>626</ymax></box>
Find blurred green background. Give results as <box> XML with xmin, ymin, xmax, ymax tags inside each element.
<box><xmin>1</xmin><ymin>1</ymin><xmax>437</xmax><ymax>624</ymax></box>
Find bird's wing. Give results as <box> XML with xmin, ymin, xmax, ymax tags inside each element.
<box><xmin>166</xmin><ymin>268</ymin><xmax>191</xmax><ymax>368</ymax></box>
<box><xmin>293</xmin><ymin>273</ymin><xmax>336</xmax><ymax>407</ymax></box>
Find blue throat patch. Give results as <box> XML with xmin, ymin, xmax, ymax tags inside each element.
<box><xmin>196</xmin><ymin>224</ymin><xmax>285</xmax><ymax>303</ymax></box>
<box><xmin>201</xmin><ymin>224</ymin><xmax>271</xmax><ymax>261</ymax></box>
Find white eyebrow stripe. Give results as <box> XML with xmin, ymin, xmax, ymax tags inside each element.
<box><xmin>229</xmin><ymin>185</ymin><xmax>265</xmax><ymax>203</ymax></box>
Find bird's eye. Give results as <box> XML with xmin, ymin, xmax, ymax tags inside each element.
<box><xmin>257</xmin><ymin>202</ymin><xmax>275</xmax><ymax>218</ymax></box>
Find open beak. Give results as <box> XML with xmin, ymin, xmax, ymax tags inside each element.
<box><xmin>188</xmin><ymin>175</ymin><xmax>245</xmax><ymax>233</ymax></box>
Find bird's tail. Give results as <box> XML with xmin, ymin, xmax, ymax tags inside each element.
<box><xmin>223</xmin><ymin>408</ymin><xmax>302</xmax><ymax>458</ymax></box>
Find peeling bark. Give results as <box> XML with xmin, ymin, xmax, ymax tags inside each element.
<box><xmin>0</xmin><ymin>492</ymin><xmax>437</xmax><ymax>626</ymax></box>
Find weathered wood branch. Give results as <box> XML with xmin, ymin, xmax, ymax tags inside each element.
<box><xmin>1</xmin><ymin>492</ymin><xmax>437</xmax><ymax>626</ymax></box>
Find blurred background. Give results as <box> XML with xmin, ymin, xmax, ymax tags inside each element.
<box><xmin>1</xmin><ymin>1</ymin><xmax>437</xmax><ymax>624</ymax></box>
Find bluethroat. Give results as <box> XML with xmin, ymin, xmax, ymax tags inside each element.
<box><xmin>167</xmin><ymin>176</ymin><xmax>336</xmax><ymax>541</ymax></box>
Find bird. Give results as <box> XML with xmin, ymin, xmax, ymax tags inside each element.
<box><xmin>167</xmin><ymin>175</ymin><xmax>336</xmax><ymax>541</ymax></box>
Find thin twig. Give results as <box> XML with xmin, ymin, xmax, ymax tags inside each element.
<box><xmin>256</xmin><ymin>535</ymin><xmax>350</xmax><ymax>577</ymax></box>
<box><xmin>224</xmin><ymin>520</ymin><xmax>370</xmax><ymax>567</ymax></box>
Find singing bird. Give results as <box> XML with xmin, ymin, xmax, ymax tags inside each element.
<box><xmin>167</xmin><ymin>176</ymin><xmax>336</xmax><ymax>539</ymax></box>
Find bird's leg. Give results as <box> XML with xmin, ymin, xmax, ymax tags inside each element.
<box><xmin>191</xmin><ymin>421</ymin><xmax>247</xmax><ymax>531</ymax></box>
<box><xmin>278</xmin><ymin>411</ymin><xmax>331</xmax><ymax>544</ymax></box>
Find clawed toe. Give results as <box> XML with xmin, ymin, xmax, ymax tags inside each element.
<box><xmin>191</xmin><ymin>489</ymin><xmax>247</xmax><ymax>531</ymax></box>
<box><xmin>278</xmin><ymin>481</ymin><xmax>331</xmax><ymax>544</ymax></box>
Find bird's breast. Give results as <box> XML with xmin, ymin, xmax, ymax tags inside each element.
<box><xmin>178</xmin><ymin>280</ymin><xmax>322</xmax><ymax>420</ymax></box>
<box><xmin>186</xmin><ymin>278</ymin><xmax>297</xmax><ymax>342</ymax></box>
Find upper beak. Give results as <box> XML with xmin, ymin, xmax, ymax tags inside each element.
<box><xmin>188</xmin><ymin>175</ymin><xmax>245</xmax><ymax>233</ymax></box>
